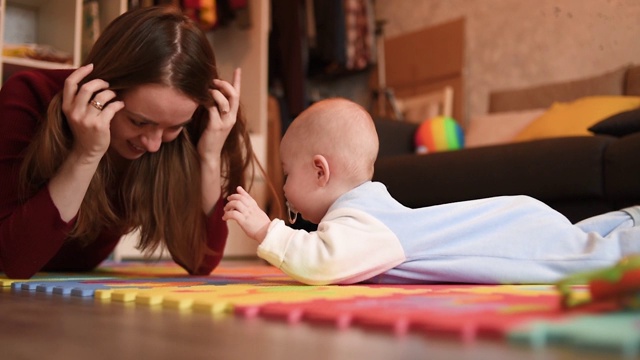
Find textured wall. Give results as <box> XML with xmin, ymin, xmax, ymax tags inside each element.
<box><xmin>375</xmin><ymin>0</ymin><xmax>640</xmax><ymax>124</ymax></box>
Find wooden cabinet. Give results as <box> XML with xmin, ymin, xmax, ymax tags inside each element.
<box><xmin>0</xmin><ymin>0</ymin><xmax>127</xmax><ymax>85</ymax></box>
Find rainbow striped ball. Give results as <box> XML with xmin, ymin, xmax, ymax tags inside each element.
<box><xmin>414</xmin><ymin>116</ymin><xmax>464</xmax><ymax>154</ymax></box>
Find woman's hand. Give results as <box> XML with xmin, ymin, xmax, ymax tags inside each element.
<box><xmin>223</xmin><ymin>186</ymin><xmax>271</xmax><ymax>243</ymax></box>
<box><xmin>199</xmin><ymin>68</ymin><xmax>242</xmax><ymax>214</ymax></box>
<box><xmin>49</xmin><ymin>64</ymin><xmax>123</xmax><ymax>222</ymax></box>
<box><xmin>61</xmin><ymin>64</ymin><xmax>124</xmax><ymax>162</ymax></box>
<box><xmin>197</xmin><ymin>68</ymin><xmax>242</xmax><ymax>162</ymax></box>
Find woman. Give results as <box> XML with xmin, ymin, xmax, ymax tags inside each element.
<box><xmin>0</xmin><ymin>6</ymin><xmax>256</xmax><ymax>278</ymax></box>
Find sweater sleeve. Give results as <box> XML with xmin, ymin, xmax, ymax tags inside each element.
<box><xmin>0</xmin><ymin>69</ymin><xmax>76</xmax><ymax>279</ymax></box>
<box><xmin>187</xmin><ymin>196</ymin><xmax>228</xmax><ymax>275</ymax></box>
<box><xmin>256</xmin><ymin>208</ymin><xmax>406</xmax><ymax>285</ymax></box>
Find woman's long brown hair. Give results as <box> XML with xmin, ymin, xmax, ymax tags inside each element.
<box><xmin>19</xmin><ymin>6</ymin><xmax>255</xmax><ymax>272</ymax></box>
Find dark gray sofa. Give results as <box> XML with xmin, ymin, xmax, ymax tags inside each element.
<box><xmin>372</xmin><ymin>64</ymin><xmax>640</xmax><ymax>223</ymax></box>
<box><xmin>373</xmin><ymin>117</ymin><xmax>640</xmax><ymax>223</ymax></box>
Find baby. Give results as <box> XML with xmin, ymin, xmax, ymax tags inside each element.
<box><xmin>223</xmin><ymin>98</ymin><xmax>640</xmax><ymax>285</ymax></box>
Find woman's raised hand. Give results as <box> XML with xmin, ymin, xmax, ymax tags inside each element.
<box><xmin>198</xmin><ymin>68</ymin><xmax>242</xmax><ymax>161</ymax></box>
<box><xmin>61</xmin><ymin>64</ymin><xmax>124</xmax><ymax>162</ymax></box>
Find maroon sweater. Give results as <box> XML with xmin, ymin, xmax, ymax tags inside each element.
<box><xmin>0</xmin><ymin>69</ymin><xmax>227</xmax><ymax>279</ymax></box>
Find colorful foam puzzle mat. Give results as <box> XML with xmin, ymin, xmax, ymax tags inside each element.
<box><xmin>2</xmin><ymin>260</ymin><xmax>639</xmax><ymax>357</ymax></box>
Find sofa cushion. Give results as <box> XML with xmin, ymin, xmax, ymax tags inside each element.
<box><xmin>588</xmin><ymin>107</ymin><xmax>640</xmax><ymax>137</ymax></box>
<box><xmin>466</xmin><ymin>108</ymin><xmax>546</xmax><ymax>147</ymax></box>
<box><xmin>625</xmin><ymin>65</ymin><xmax>640</xmax><ymax>96</ymax></box>
<box><xmin>374</xmin><ymin>136</ymin><xmax>614</xmax><ymax>210</ymax></box>
<box><xmin>489</xmin><ymin>65</ymin><xmax>630</xmax><ymax>113</ymax></box>
<box><xmin>604</xmin><ymin>132</ymin><xmax>640</xmax><ymax>208</ymax></box>
<box><xmin>374</xmin><ymin>118</ymin><xmax>419</xmax><ymax>157</ymax></box>
<box><xmin>513</xmin><ymin>96</ymin><xmax>640</xmax><ymax>142</ymax></box>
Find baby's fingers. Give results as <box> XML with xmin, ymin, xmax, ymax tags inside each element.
<box><xmin>235</xmin><ymin>186</ymin><xmax>250</xmax><ymax>197</ymax></box>
<box><xmin>227</xmin><ymin>186</ymin><xmax>252</xmax><ymax>203</ymax></box>
<box><xmin>224</xmin><ymin>199</ymin><xmax>240</xmax><ymax>212</ymax></box>
<box><xmin>225</xmin><ymin>187</ymin><xmax>258</xmax><ymax>212</ymax></box>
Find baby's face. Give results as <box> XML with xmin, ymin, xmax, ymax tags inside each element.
<box><xmin>280</xmin><ymin>144</ymin><xmax>325</xmax><ymax>224</ymax></box>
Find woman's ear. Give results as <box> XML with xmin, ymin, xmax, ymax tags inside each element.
<box><xmin>312</xmin><ymin>155</ymin><xmax>330</xmax><ymax>187</ymax></box>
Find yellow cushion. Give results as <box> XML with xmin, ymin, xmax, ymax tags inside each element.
<box><xmin>513</xmin><ymin>96</ymin><xmax>640</xmax><ymax>142</ymax></box>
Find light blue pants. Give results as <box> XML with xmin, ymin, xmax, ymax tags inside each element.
<box><xmin>576</xmin><ymin>207</ymin><xmax>637</xmax><ymax>234</ymax></box>
<box><xmin>575</xmin><ymin>206</ymin><xmax>640</xmax><ymax>256</ymax></box>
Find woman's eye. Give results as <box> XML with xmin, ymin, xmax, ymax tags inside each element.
<box><xmin>130</xmin><ymin>118</ymin><xmax>145</xmax><ymax>127</ymax></box>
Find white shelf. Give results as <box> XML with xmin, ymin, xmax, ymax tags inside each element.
<box><xmin>0</xmin><ymin>0</ymin><xmax>127</xmax><ymax>85</ymax></box>
<box><xmin>2</xmin><ymin>55</ymin><xmax>75</xmax><ymax>69</ymax></box>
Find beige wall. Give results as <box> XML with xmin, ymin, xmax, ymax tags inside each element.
<box><xmin>375</xmin><ymin>0</ymin><xmax>640</xmax><ymax>124</ymax></box>
<box><xmin>207</xmin><ymin>0</ymin><xmax>269</xmax><ymax>256</ymax></box>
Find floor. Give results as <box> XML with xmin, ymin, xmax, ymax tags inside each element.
<box><xmin>0</xmin><ymin>260</ymin><xmax>626</xmax><ymax>360</ymax></box>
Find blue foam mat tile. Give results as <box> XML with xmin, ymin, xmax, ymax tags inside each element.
<box><xmin>69</xmin><ymin>282</ymin><xmax>115</xmax><ymax>297</ymax></box>
<box><xmin>508</xmin><ymin>312</ymin><xmax>640</xmax><ymax>357</ymax></box>
<box><xmin>71</xmin><ymin>287</ymin><xmax>99</xmax><ymax>297</ymax></box>
<box><xmin>33</xmin><ymin>281</ymin><xmax>91</xmax><ymax>294</ymax></box>
<box><xmin>18</xmin><ymin>282</ymin><xmax>40</xmax><ymax>291</ymax></box>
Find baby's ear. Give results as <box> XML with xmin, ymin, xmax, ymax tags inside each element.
<box><xmin>312</xmin><ymin>155</ymin><xmax>330</xmax><ymax>186</ymax></box>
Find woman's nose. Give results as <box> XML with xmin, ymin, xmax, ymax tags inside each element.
<box><xmin>140</xmin><ymin>129</ymin><xmax>162</xmax><ymax>152</ymax></box>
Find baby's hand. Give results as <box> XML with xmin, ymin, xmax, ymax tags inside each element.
<box><xmin>223</xmin><ymin>186</ymin><xmax>271</xmax><ymax>243</ymax></box>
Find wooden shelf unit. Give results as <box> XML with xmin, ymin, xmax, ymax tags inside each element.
<box><xmin>0</xmin><ymin>0</ymin><xmax>127</xmax><ymax>85</ymax></box>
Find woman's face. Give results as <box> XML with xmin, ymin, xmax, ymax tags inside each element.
<box><xmin>109</xmin><ymin>84</ymin><xmax>199</xmax><ymax>160</ymax></box>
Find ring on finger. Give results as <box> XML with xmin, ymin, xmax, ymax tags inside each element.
<box><xmin>89</xmin><ymin>99</ymin><xmax>104</xmax><ymax>111</ymax></box>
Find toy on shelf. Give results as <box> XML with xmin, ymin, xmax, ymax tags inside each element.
<box><xmin>556</xmin><ymin>254</ymin><xmax>640</xmax><ymax>310</ymax></box>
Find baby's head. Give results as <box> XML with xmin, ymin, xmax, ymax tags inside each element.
<box><xmin>279</xmin><ymin>98</ymin><xmax>379</xmax><ymax>223</ymax></box>
<box><xmin>282</xmin><ymin>98</ymin><xmax>379</xmax><ymax>184</ymax></box>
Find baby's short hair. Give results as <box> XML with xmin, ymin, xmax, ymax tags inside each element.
<box><xmin>287</xmin><ymin>98</ymin><xmax>379</xmax><ymax>180</ymax></box>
